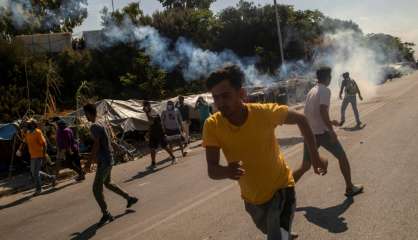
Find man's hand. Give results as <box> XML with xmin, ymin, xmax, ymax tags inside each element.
<box><xmin>359</xmin><ymin>96</ymin><xmax>363</xmax><ymax>101</ymax></box>
<box><xmin>225</xmin><ymin>162</ymin><xmax>245</xmax><ymax>180</ymax></box>
<box><xmin>331</xmin><ymin>120</ymin><xmax>340</xmax><ymax>126</ymax></box>
<box><xmin>312</xmin><ymin>155</ymin><xmax>328</xmax><ymax>175</ymax></box>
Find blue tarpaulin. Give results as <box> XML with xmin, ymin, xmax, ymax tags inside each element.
<box><xmin>0</xmin><ymin>124</ymin><xmax>18</xmax><ymax>141</ymax></box>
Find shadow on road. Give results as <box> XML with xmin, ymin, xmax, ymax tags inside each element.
<box><xmin>0</xmin><ymin>195</ymin><xmax>32</xmax><ymax>210</ymax></box>
<box><xmin>38</xmin><ymin>181</ymin><xmax>80</xmax><ymax>196</ymax></box>
<box><xmin>124</xmin><ymin>157</ymin><xmax>173</xmax><ymax>183</ymax></box>
<box><xmin>0</xmin><ymin>181</ymin><xmax>79</xmax><ymax>210</ymax></box>
<box><xmin>342</xmin><ymin>123</ymin><xmax>367</xmax><ymax>132</ymax></box>
<box><xmin>296</xmin><ymin>197</ymin><xmax>354</xmax><ymax>233</ymax></box>
<box><xmin>70</xmin><ymin>209</ymin><xmax>136</xmax><ymax>240</ymax></box>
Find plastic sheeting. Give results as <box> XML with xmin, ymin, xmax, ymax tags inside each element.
<box><xmin>68</xmin><ymin>93</ymin><xmax>215</xmax><ymax>133</ymax></box>
<box><xmin>0</xmin><ymin>123</ymin><xmax>18</xmax><ymax>141</ymax></box>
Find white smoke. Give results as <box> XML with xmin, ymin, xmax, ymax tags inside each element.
<box><xmin>0</xmin><ymin>0</ymin><xmax>87</xmax><ymax>31</ymax></box>
<box><xmin>312</xmin><ymin>30</ymin><xmax>384</xmax><ymax>98</ymax></box>
<box><xmin>103</xmin><ymin>17</ymin><xmax>277</xmax><ymax>86</ymax></box>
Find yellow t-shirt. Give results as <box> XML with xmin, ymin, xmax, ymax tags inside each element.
<box><xmin>24</xmin><ymin>129</ymin><xmax>47</xmax><ymax>159</ymax></box>
<box><xmin>203</xmin><ymin>103</ymin><xmax>295</xmax><ymax>205</ymax></box>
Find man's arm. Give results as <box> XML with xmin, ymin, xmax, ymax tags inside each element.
<box><xmin>160</xmin><ymin>112</ymin><xmax>166</xmax><ymax>132</ymax></box>
<box><xmin>206</xmin><ymin>147</ymin><xmax>245</xmax><ymax>180</ymax></box>
<box><xmin>37</xmin><ymin>131</ymin><xmax>47</xmax><ymax>156</ymax></box>
<box><xmin>176</xmin><ymin>111</ymin><xmax>183</xmax><ymax>131</ymax></box>
<box><xmin>285</xmin><ymin>110</ymin><xmax>326</xmax><ymax>174</ymax></box>
<box><xmin>84</xmin><ymin>136</ymin><xmax>99</xmax><ymax>172</ymax></box>
<box><xmin>339</xmin><ymin>80</ymin><xmax>345</xmax><ymax>100</ymax></box>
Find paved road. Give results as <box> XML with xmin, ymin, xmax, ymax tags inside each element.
<box><xmin>1</xmin><ymin>72</ymin><xmax>418</xmax><ymax>240</ymax></box>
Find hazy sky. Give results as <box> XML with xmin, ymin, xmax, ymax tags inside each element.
<box><xmin>74</xmin><ymin>0</ymin><xmax>418</xmax><ymax>57</ymax></box>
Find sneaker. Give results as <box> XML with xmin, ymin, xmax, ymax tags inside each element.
<box><xmin>98</xmin><ymin>213</ymin><xmax>114</xmax><ymax>226</ymax></box>
<box><xmin>355</xmin><ymin>122</ymin><xmax>363</xmax><ymax>128</ymax></box>
<box><xmin>147</xmin><ymin>162</ymin><xmax>156</xmax><ymax>170</ymax></box>
<box><xmin>33</xmin><ymin>189</ymin><xmax>42</xmax><ymax>196</ymax></box>
<box><xmin>127</xmin><ymin>197</ymin><xmax>139</xmax><ymax>208</ymax></box>
<box><xmin>345</xmin><ymin>184</ymin><xmax>364</xmax><ymax>197</ymax></box>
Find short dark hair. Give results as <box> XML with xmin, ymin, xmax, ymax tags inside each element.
<box><xmin>143</xmin><ymin>100</ymin><xmax>150</xmax><ymax>107</ymax></box>
<box><xmin>83</xmin><ymin>103</ymin><xmax>97</xmax><ymax>116</ymax></box>
<box><xmin>206</xmin><ymin>64</ymin><xmax>244</xmax><ymax>90</ymax></box>
<box><xmin>316</xmin><ymin>66</ymin><xmax>332</xmax><ymax>82</ymax></box>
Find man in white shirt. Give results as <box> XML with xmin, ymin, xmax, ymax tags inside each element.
<box><xmin>293</xmin><ymin>66</ymin><xmax>363</xmax><ymax>197</ymax></box>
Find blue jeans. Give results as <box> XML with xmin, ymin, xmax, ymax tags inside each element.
<box><xmin>30</xmin><ymin>158</ymin><xmax>54</xmax><ymax>191</ymax></box>
<box><xmin>341</xmin><ymin>95</ymin><xmax>361</xmax><ymax>124</ymax></box>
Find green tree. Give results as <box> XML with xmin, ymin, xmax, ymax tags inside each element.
<box><xmin>368</xmin><ymin>33</ymin><xmax>416</xmax><ymax>63</ymax></box>
<box><xmin>151</xmin><ymin>8</ymin><xmax>220</xmax><ymax>49</ymax></box>
<box><xmin>0</xmin><ymin>0</ymin><xmax>88</xmax><ymax>38</ymax></box>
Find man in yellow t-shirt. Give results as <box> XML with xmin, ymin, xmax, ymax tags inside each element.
<box><xmin>203</xmin><ymin>65</ymin><xmax>327</xmax><ymax>240</ymax></box>
<box><xmin>18</xmin><ymin>119</ymin><xmax>56</xmax><ymax>196</ymax></box>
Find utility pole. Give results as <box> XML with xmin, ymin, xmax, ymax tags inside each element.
<box><xmin>273</xmin><ymin>0</ymin><xmax>285</xmax><ymax>65</ymax></box>
<box><xmin>111</xmin><ymin>0</ymin><xmax>115</xmax><ymax>12</ymax></box>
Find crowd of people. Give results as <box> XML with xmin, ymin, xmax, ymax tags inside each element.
<box><xmin>14</xmin><ymin>64</ymin><xmax>365</xmax><ymax>238</ymax></box>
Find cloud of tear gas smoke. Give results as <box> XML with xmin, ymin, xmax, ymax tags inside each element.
<box><xmin>0</xmin><ymin>0</ymin><xmax>87</xmax><ymax>30</ymax></box>
<box><xmin>312</xmin><ymin>30</ymin><xmax>384</xmax><ymax>98</ymax></box>
<box><xmin>103</xmin><ymin>18</ymin><xmax>277</xmax><ymax>86</ymax></box>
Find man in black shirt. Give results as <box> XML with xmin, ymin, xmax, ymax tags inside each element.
<box><xmin>175</xmin><ymin>96</ymin><xmax>191</xmax><ymax>144</ymax></box>
<box><xmin>143</xmin><ymin>101</ymin><xmax>176</xmax><ymax>168</ymax></box>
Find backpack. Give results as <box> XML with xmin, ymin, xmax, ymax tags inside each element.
<box><xmin>345</xmin><ymin>79</ymin><xmax>358</xmax><ymax>96</ymax></box>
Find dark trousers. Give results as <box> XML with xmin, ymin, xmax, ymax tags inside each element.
<box><xmin>245</xmin><ymin>187</ymin><xmax>296</xmax><ymax>240</ymax></box>
<box><xmin>93</xmin><ymin>165</ymin><xmax>130</xmax><ymax>215</ymax></box>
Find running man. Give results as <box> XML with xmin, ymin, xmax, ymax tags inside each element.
<box><xmin>293</xmin><ymin>67</ymin><xmax>364</xmax><ymax>197</ymax></box>
<box><xmin>202</xmin><ymin>65</ymin><xmax>327</xmax><ymax>240</ymax></box>
<box><xmin>83</xmin><ymin>103</ymin><xmax>138</xmax><ymax>226</ymax></box>
<box><xmin>339</xmin><ymin>72</ymin><xmax>363</xmax><ymax>127</ymax></box>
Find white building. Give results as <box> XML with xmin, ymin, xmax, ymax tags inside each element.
<box><xmin>82</xmin><ymin>30</ymin><xmax>106</xmax><ymax>49</ymax></box>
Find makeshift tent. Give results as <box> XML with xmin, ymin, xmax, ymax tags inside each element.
<box><xmin>67</xmin><ymin>93</ymin><xmax>215</xmax><ymax>134</ymax></box>
<box><xmin>0</xmin><ymin>123</ymin><xmax>18</xmax><ymax>141</ymax></box>
<box><xmin>0</xmin><ymin>123</ymin><xmax>20</xmax><ymax>173</ymax></box>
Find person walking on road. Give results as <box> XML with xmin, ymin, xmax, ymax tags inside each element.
<box><xmin>83</xmin><ymin>103</ymin><xmax>138</xmax><ymax>226</ymax></box>
<box><xmin>55</xmin><ymin>119</ymin><xmax>85</xmax><ymax>181</ymax></box>
<box><xmin>143</xmin><ymin>101</ymin><xmax>176</xmax><ymax>168</ymax></box>
<box><xmin>293</xmin><ymin>67</ymin><xmax>364</xmax><ymax>197</ymax></box>
<box><xmin>162</xmin><ymin>100</ymin><xmax>188</xmax><ymax>158</ymax></box>
<box><xmin>195</xmin><ymin>96</ymin><xmax>211</xmax><ymax>130</ymax></box>
<box><xmin>339</xmin><ymin>72</ymin><xmax>363</xmax><ymax>127</ymax></box>
<box><xmin>175</xmin><ymin>96</ymin><xmax>191</xmax><ymax>144</ymax></box>
<box><xmin>18</xmin><ymin>119</ymin><xmax>56</xmax><ymax>196</ymax></box>
<box><xmin>202</xmin><ymin>65</ymin><xmax>327</xmax><ymax>240</ymax></box>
